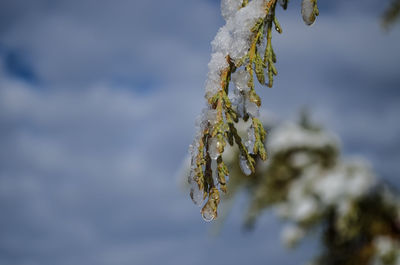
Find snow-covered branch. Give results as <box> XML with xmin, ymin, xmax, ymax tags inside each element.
<box><xmin>188</xmin><ymin>0</ymin><xmax>319</xmax><ymax>221</ymax></box>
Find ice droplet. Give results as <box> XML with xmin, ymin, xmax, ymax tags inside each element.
<box><xmin>190</xmin><ymin>182</ymin><xmax>204</xmax><ymax>207</ymax></box>
<box><xmin>278</xmin><ymin>0</ymin><xmax>288</xmax><ymax>10</ymax></box>
<box><xmin>201</xmin><ymin>203</ymin><xmax>216</xmax><ymax>222</ymax></box>
<box><xmin>206</xmin><ymin>109</ymin><xmax>218</xmax><ymax>126</ymax></box>
<box><xmin>301</xmin><ymin>0</ymin><xmax>317</xmax><ymax>26</ymax></box>
<box><xmin>239</xmin><ymin>155</ymin><xmax>252</xmax><ymax>176</ymax></box>
<box><xmin>231</xmin><ymin>90</ymin><xmax>245</xmax><ymax>118</ymax></box>
<box><xmin>189</xmin><ymin>145</ymin><xmax>196</xmax><ymax>168</ymax></box>
<box><xmin>246</xmin><ymin>126</ymin><xmax>256</xmax><ymax>154</ymax></box>
<box><xmin>211</xmin><ymin>160</ymin><xmax>219</xmax><ymax>185</ymax></box>
<box><xmin>245</xmin><ymin>99</ymin><xmax>259</xmax><ymax>117</ymax></box>
<box><xmin>209</xmin><ymin>137</ymin><xmax>221</xmax><ymax>160</ymax></box>
<box><xmin>232</xmin><ymin>69</ymin><xmax>250</xmax><ymax>92</ymax></box>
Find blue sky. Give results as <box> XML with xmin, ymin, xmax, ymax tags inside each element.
<box><xmin>0</xmin><ymin>0</ymin><xmax>399</xmax><ymax>265</ymax></box>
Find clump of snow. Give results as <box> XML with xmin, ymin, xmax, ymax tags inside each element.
<box><xmin>279</xmin><ymin>170</ymin><xmax>320</xmax><ymax>222</ymax></box>
<box><xmin>293</xmin><ymin>197</ymin><xmax>318</xmax><ymax>221</ymax></box>
<box><xmin>221</xmin><ymin>0</ymin><xmax>242</xmax><ymax>21</ymax></box>
<box><xmin>212</xmin><ymin>0</ymin><xmax>266</xmax><ymax>63</ymax></box>
<box><xmin>281</xmin><ymin>225</ymin><xmax>306</xmax><ymax>247</ymax></box>
<box><xmin>372</xmin><ymin>236</ymin><xmax>400</xmax><ymax>265</ymax></box>
<box><xmin>212</xmin><ymin>27</ymin><xmax>233</xmax><ymax>56</ymax></box>
<box><xmin>268</xmin><ymin>122</ymin><xmax>339</xmax><ymax>154</ymax></box>
<box><xmin>276</xmin><ymin>157</ymin><xmax>376</xmax><ymax>227</ymax></box>
<box><xmin>271</xmin><ymin>122</ymin><xmax>376</xmax><ymax>226</ymax></box>
<box><xmin>205</xmin><ymin>52</ymin><xmax>229</xmax><ymax>99</ymax></box>
<box><xmin>290</xmin><ymin>151</ymin><xmax>311</xmax><ymax>168</ymax></box>
<box><xmin>313</xmin><ymin>158</ymin><xmax>376</xmax><ymax>205</ymax></box>
<box><xmin>208</xmin><ymin>52</ymin><xmax>229</xmax><ymax>75</ymax></box>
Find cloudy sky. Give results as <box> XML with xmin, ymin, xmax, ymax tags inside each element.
<box><xmin>0</xmin><ymin>0</ymin><xmax>399</xmax><ymax>265</ymax></box>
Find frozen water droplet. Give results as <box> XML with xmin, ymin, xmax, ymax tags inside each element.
<box><xmin>189</xmin><ymin>142</ymin><xmax>199</xmax><ymax>169</ymax></box>
<box><xmin>278</xmin><ymin>0</ymin><xmax>288</xmax><ymax>9</ymax></box>
<box><xmin>190</xmin><ymin>183</ymin><xmax>204</xmax><ymax>207</ymax></box>
<box><xmin>246</xmin><ymin>99</ymin><xmax>259</xmax><ymax>117</ymax></box>
<box><xmin>301</xmin><ymin>0</ymin><xmax>316</xmax><ymax>26</ymax></box>
<box><xmin>246</xmin><ymin>126</ymin><xmax>256</xmax><ymax>154</ymax></box>
<box><xmin>195</xmin><ymin>116</ymin><xmax>203</xmax><ymax>128</ymax></box>
<box><xmin>209</xmin><ymin>138</ymin><xmax>221</xmax><ymax>160</ymax></box>
<box><xmin>188</xmin><ymin>170</ymin><xmax>195</xmax><ymax>184</ymax></box>
<box><xmin>231</xmin><ymin>91</ymin><xmax>245</xmax><ymax>118</ymax></box>
<box><xmin>239</xmin><ymin>155</ymin><xmax>252</xmax><ymax>176</ymax></box>
<box><xmin>205</xmin><ymin>79</ymin><xmax>220</xmax><ymax>99</ymax></box>
<box><xmin>206</xmin><ymin>109</ymin><xmax>218</xmax><ymax>126</ymax></box>
<box><xmin>211</xmin><ymin>160</ymin><xmax>219</xmax><ymax>185</ymax></box>
<box><xmin>232</xmin><ymin>69</ymin><xmax>250</xmax><ymax>92</ymax></box>
<box><xmin>201</xmin><ymin>203</ymin><xmax>216</xmax><ymax>222</ymax></box>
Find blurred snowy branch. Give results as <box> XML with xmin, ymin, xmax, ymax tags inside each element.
<box><xmin>182</xmin><ymin>110</ymin><xmax>400</xmax><ymax>265</ymax></box>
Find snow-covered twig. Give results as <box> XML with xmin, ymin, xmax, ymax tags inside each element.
<box><xmin>188</xmin><ymin>0</ymin><xmax>319</xmax><ymax>221</ymax></box>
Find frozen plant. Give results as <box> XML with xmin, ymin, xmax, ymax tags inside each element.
<box><xmin>188</xmin><ymin>0</ymin><xmax>319</xmax><ymax>221</ymax></box>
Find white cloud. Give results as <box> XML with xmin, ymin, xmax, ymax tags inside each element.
<box><xmin>0</xmin><ymin>0</ymin><xmax>220</xmax><ymax>87</ymax></box>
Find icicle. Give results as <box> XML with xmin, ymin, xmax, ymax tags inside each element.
<box><xmin>190</xmin><ymin>180</ymin><xmax>204</xmax><ymax>207</ymax></box>
<box><xmin>245</xmin><ymin>99</ymin><xmax>259</xmax><ymax>117</ymax></box>
<box><xmin>211</xmin><ymin>159</ymin><xmax>219</xmax><ymax>186</ymax></box>
<box><xmin>201</xmin><ymin>202</ymin><xmax>217</xmax><ymax>222</ymax></box>
<box><xmin>209</xmin><ymin>137</ymin><xmax>222</xmax><ymax>160</ymax></box>
<box><xmin>246</xmin><ymin>125</ymin><xmax>256</xmax><ymax>154</ymax></box>
<box><xmin>239</xmin><ymin>155</ymin><xmax>252</xmax><ymax>176</ymax></box>
<box><xmin>301</xmin><ymin>0</ymin><xmax>318</xmax><ymax>26</ymax></box>
<box><xmin>231</xmin><ymin>88</ymin><xmax>245</xmax><ymax>118</ymax></box>
<box><xmin>206</xmin><ymin>109</ymin><xmax>218</xmax><ymax>126</ymax></box>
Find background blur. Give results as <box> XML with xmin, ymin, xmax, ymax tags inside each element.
<box><xmin>0</xmin><ymin>0</ymin><xmax>399</xmax><ymax>264</ymax></box>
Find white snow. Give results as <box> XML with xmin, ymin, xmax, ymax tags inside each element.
<box><xmin>221</xmin><ymin>0</ymin><xmax>243</xmax><ymax>21</ymax></box>
<box><xmin>268</xmin><ymin>122</ymin><xmax>339</xmax><ymax>153</ymax></box>
<box><xmin>281</xmin><ymin>225</ymin><xmax>305</xmax><ymax>247</ymax></box>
